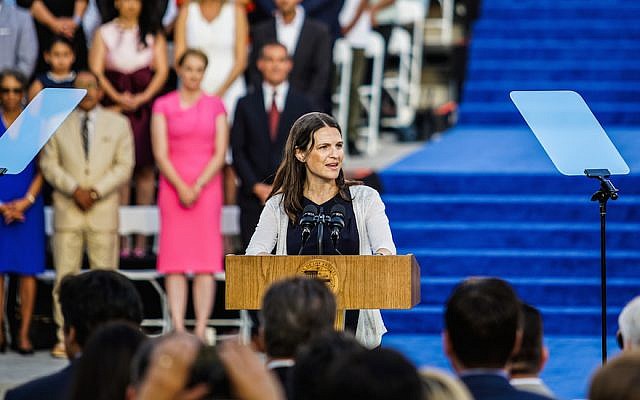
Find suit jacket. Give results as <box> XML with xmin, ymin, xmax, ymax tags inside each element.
<box><xmin>40</xmin><ymin>106</ymin><xmax>134</xmax><ymax>232</ymax></box>
<box><xmin>231</xmin><ymin>86</ymin><xmax>312</xmax><ymax>197</ymax></box>
<box><xmin>4</xmin><ymin>363</ymin><xmax>75</xmax><ymax>400</ymax></box>
<box><xmin>461</xmin><ymin>374</ymin><xmax>553</xmax><ymax>400</ymax></box>
<box><xmin>248</xmin><ymin>18</ymin><xmax>331</xmax><ymax>110</ymax></box>
<box><xmin>0</xmin><ymin>3</ymin><xmax>37</xmax><ymax>77</ymax></box>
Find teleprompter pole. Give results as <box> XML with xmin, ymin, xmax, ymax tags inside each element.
<box><xmin>585</xmin><ymin>168</ymin><xmax>619</xmax><ymax>364</ymax></box>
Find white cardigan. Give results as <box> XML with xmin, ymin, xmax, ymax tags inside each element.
<box><xmin>246</xmin><ymin>185</ymin><xmax>396</xmax><ymax>348</ymax></box>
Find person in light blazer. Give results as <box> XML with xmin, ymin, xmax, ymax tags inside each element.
<box><xmin>39</xmin><ymin>70</ymin><xmax>134</xmax><ymax>358</ymax></box>
<box><xmin>245</xmin><ymin>112</ymin><xmax>395</xmax><ymax>348</ymax></box>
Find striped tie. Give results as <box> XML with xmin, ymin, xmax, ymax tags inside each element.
<box><xmin>81</xmin><ymin>114</ymin><xmax>89</xmax><ymax>159</ymax></box>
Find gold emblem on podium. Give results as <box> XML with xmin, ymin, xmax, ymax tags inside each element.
<box><xmin>297</xmin><ymin>259</ymin><xmax>339</xmax><ymax>293</ymax></box>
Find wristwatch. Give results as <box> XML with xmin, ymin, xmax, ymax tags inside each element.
<box><xmin>89</xmin><ymin>189</ymin><xmax>100</xmax><ymax>201</ymax></box>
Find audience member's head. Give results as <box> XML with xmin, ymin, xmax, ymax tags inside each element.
<box><xmin>177</xmin><ymin>48</ymin><xmax>209</xmax><ymax>69</ymax></box>
<box><xmin>444</xmin><ymin>277</ymin><xmax>523</xmax><ymax>371</ymax></box>
<box><xmin>0</xmin><ymin>69</ymin><xmax>27</xmax><ymax>111</ymax></box>
<box><xmin>323</xmin><ymin>347</ymin><xmax>423</xmax><ymax>400</ymax></box>
<box><xmin>44</xmin><ymin>36</ymin><xmax>75</xmax><ymax>75</ymax></box>
<box><xmin>292</xmin><ymin>331</ymin><xmax>365</xmax><ymax>400</ymax></box>
<box><xmin>588</xmin><ymin>352</ymin><xmax>640</xmax><ymax>400</ymax></box>
<box><xmin>508</xmin><ymin>303</ymin><xmax>548</xmax><ymax>377</ymax></box>
<box><xmin>419</xmin><ymin>368</ymin><xmax>473</xmax><ymax>400</ymax></box>
<box><xmin>260</xmin><ymin>277</ymin><xmax>336</xmax><ymax>359</ymax></box>
<box><xmin>128</xmin><ymin>336</ymin><xmax>157</xmax><ymax>393</ymax></box>
<box><xmin>177</xmin><ymin>48</ymin><xmax>208</xmax><ymax>92</ymax></box>
<box><xmin>59</xmin><ymin>269</ymin><xmax>143</xmax><ymax>357</ymax></box>
<box><xmin>74</xmin><ymin>70</ymin><xmax>104</xmax><ymax>111</ymax></box>
<box><xmin>617</xmin><ymin>295</ymin><xmax>640</xmax><ymax>351</ymax></box>
<box><xmin>69</xmin><ymin>321</ymin><xmax>146</xmax><ymax>400</ymax></box>
<box><xmin>106</xmin><ymin>0</ymin><xmax>161</xmax><ymax>46</ymax></box>
<box><xmin>257</xmin><ymin>42</ymin><xmax>292</xmax><ymax>87</ymax></box>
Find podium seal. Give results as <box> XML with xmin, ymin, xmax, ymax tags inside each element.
<box><xmin>297</xmin><ymin>259</ymin><xmax>339</xmax><ymax>293</ymax></box>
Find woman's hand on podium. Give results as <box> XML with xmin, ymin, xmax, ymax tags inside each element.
<box><xmin>374</xmin><ymin>248</ymin><xmax>392</xmax><ymax>255</ymax></box>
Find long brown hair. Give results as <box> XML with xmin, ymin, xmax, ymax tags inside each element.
<box><xmin>270</xmin><ymin>112</ymin><xmax>360</xmax><ymax>223</ymax></box>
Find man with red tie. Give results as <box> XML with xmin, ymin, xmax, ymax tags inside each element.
<box><xmin>232</xmin><ymin>42</ymin><xmax>312</xmax><ymax>249</ymax></box>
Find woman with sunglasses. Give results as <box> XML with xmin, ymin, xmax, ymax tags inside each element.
<box><xmin>0</xmin><ymin>69</ymin><xmax>45</xmax><ymax>355</ymax></box>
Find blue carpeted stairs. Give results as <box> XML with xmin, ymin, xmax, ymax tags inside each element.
<box><xmin>378</xmin><ymin>2</ymin><xmax>640</xmax><ymax>397</ymax></box>
<box><xmin>380</xmin><ymin>128</ymin><xmax>640</xmax><ymax>337</ymax></box>
<box><xmin>379</xmin><ymin>127</ymin><xmax>640</xmax><ymax>398</ymax></box>
<box><xmin>379</xmin><ymin>0</ymin><xmax>640</xmax><ymax>338</ymax></box>
<box><xmin>458</xmin><ymin>0</ymin><xmax>640</xmax><ymax>126</ymax></box>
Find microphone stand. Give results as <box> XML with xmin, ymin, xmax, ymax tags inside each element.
<box><xmin>585</xmin><ymin>168</ymin><xmax>619</xmax><ymax>363</ymax></box>
<box><xmin>315</xmin><ymin>207</ymin><xmax>331</xmax><ymax>255</ymax></box>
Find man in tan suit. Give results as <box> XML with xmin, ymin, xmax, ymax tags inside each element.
<box><xmin>40</xmin><ymin>70</ymin><xmax>134</xmax><ymax>357</ymax></box>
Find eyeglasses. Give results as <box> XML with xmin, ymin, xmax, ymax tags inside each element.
<box><xmin>0</xmin><ymin>87</ymin><xmax>23</xmax><ymax>94</ymax></box>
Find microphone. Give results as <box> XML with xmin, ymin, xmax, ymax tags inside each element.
<box><xmin>298</xmin><ymin>204</ymin><xmax>318</xmax><ymax>254</ymax></box>
<box><xmin>329</xmin><ymin>204</ymin><xmax>346</xmax><ymax>244</ymax></box>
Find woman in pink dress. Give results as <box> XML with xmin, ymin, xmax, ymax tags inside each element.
<box><xmin>151</xmin><ymin>49</ymin><xmax>228</xmax><ymax>339</ymax></box>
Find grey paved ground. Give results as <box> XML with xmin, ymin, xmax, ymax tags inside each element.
<box><xmin>0</xmin><ymin>351</ymin><xmax>68</xmax><ymax>396</ymax></box>
<box><xmin>0</xmin><ymin>131</ymin><xmax>425</xmax><ymax>394</ymax></box>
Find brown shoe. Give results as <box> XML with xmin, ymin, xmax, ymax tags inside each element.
<box><xmin>50</xmin><ymin>342</ymin><xmax>67</xmax><ymax>359</ymax></box>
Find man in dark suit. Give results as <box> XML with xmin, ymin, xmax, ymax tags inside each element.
<box><xmin>5</xmin><ymin>270</ymin><xmax>143</xmax><ymax>400</ymax></box>
<box><xmin>247</xmin><ymin>0</ymin><xmax>331</xmax><ymax>112</ymax></box>
<box><xmin>232</xmin><ymin>41</ymin><xmax>312</xmax><ymax>248</ymax></box>
<box><xmin>443</xmin><ymin>278</ymin><xmax>554</xmax><ymax>400</ymax></box>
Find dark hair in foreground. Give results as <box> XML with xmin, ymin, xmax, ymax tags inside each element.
<box><xmin>588</xmin><ymin>352</ymin><xmax>640</xmax><ymax>400</ymax></box>
<box><xmin>292</xmin><ymin>331</ymin><xmax>365</xmax><ymax>400</ymax></box>
<box><xmin>323</xmin><ymin>347</ymin><xmax>423</xmax><ymax>400</ymax></box>
<box><xmin>69</xmin><ymin>321</ymin><xmax>146</xmax><ymax>400</ymax></box>
<box><xmin>261</xmin><ymin>277</ymin><xmax>336</xmax><ymax>358</ymax></box>
<box><xmin>59</xmin><ymin>270</ymin><xmax>143</xmax><ymax>347</ymax></box>
<box><xmin>445</xmin><ymin>277</ymin><xmax>523</xmax><ymax>369</ymax></box>
<box><xmin>269</xmin><ymin>112</ymin><xmax>360</xmax><ymax>223</ymax></box>
<box><xmin>509</xmin><ymin>302</ymin><xmax>544</xmax><ymax>375</ymax></box>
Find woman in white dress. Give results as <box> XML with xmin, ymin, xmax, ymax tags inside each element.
<box><xmin>174</xmin><ymin>0</ymin><xmax>248</xmax><ymax>119</ymax></box>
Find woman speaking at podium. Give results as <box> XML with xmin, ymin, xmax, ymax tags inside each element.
<box><xmin>245</xmin><ymin>112</ymin><xmax>395</xmax><ymax>348</ymax></box>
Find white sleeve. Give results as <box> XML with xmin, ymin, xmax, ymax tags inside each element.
<box><xmin>245</xmin><ymin>197</ymin><xmax>280</xmax><ymax>255</ymax></box>
<box><xmin>364</xmin><ymin>188</ymin><xmax>396</xmax><ymax>254</ymax></box>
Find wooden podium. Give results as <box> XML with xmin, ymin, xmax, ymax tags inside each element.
<box><xmin>225</xmin><ymin>255</ymin><xmax>421</xmax><ymax>329</ymax></box>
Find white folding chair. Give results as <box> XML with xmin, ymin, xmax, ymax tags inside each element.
<box><xmin>42</xmin><ymin>205</ymin><xmax>251</xmax><ymax>342</ymax></box>
<box><xmin>397</xmin><ymin>0</ymin><xmax>427</xmax><ymax>109</ymax></box>
<box><xmin>425</xmin><ymin>0</ymin><xmax>453</xmax><ymax>45</ymax></box>
<box><xmin>381</xmin><ymin>0</ymin><xmax>427</xmax><ymax>130</ymax></box>
<box><xmin>357</xmin><ymin>31</ymin><xmax>385</xmax><ymax>155</ymax></box>
<box><xmin>332</xmin><ymin>38</ymin><xmax>353</xmax><ymax>151</ymax></box>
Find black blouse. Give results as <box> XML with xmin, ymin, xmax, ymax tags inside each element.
<box><xmin>286</xmin><ymin>195</ymin><xmax>359</xmax><ymax>256</ymax></box>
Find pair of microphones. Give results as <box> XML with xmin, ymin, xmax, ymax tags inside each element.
<box><xmin>299</xmin><ymin>204</ymin><xmax>346</xmax><ymax>254</ymax></box>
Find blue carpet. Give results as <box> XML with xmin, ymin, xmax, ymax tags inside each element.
<box><xmin>459</xmin><ymin>0</ymin><xmax>640</xmax><ymax>126</ymax></box>
<box><xmin>379</xmin><ymin>126</ymin><xmax>640</xmax><ymax>336</ymax></box>
<box><xmin>381</xmin><ymin>128</ymin><xmax>640</xmax><ymax>328</ymax></box>
<box><xmin>382</xmin><ymin>334</ymin><xmax>620</xmax><ymax>400</ymax></box>
<box><xmin>378</xmin><ymin>1</ymin><xmax>639</xmax><ymax>394</ymax></box>
<box><xmin>383</xmin><ymin>127</ymin><xmax>640</xmax><ymax>175</ymax></box>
